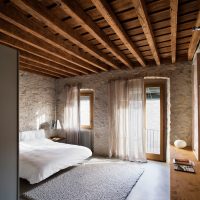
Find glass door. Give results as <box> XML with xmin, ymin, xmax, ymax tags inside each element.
<box><xmin>145</xmin><ymin>83</ymin><xmax>165</xmax><ymax>161</ymax></box>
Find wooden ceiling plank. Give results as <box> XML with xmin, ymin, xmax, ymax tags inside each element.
<box><xmin>20</xmin><ymin>60</ymin><xmax>66</xmax><ymax>78</ymax></box>
<box><xmin>177</xmin><ymin>36</ymin><xmax>191</xmax><ymax>44</ymax></box>
<box><xmin>149</xmin><ymin>10</ymin><xmax>170</xmax><ymax>24</ymax></box>
<box><xmin>131</xmin><ymin>0</ymin><xmax>160</xmax><ymax>65</ymax></box>
<box><xmin>91</xmin><ymin>0</ymin><xmax>145</xmax><ymax>67</ymax></box>
<box><xmin>19</xmin><ymin>57</ymin><xmax>71</xmax><ymax>77</ymax></box>
<box><xmin>58</xmin><ymin>0</ymin><xmax>135</xmax><ymax>69</ymax></box>
<box><xmin>89</xmin><ymin>0</ymin><xmax>168</xmax><ymax>22</ymax></box>
<box><xmin>188</xmin><ymin>10</ymin><xmax>200</xmax><ymax>60</ymax></box>
<box><xmin>12</xmin><ymin>0</ymin><xmax>120</xmax><ymax>70</ymax></box>
<box><xmin>152</xmin><ymin>19</ymin><xmax>170</xmax><ymax>31</ymax></box>
<box><xmin>179</xmin><ymin>1</ymin><xmax>199</xmax><ymax>16</ymax></box>
<box><xmin>0</xmin><ymin>19</ymin><xmax>98</xmax><ymax>74</ymax></box>
<box><xmin>177</xmin><ymin>29</ymin><xmax>193</xmax><ymax>39</ymax></box>
<box><xmin>170</xmin><ymin>0</ymin><xmax>178</xmax><ymax>63</ymax></box>
<box><xmin>0</xmin><ymin>4</ymin><xmax>109</xmax><ymax>72</ymax></box>
<box><xmin>20</xmin><ymin>67</ymin><xmax>59</xmax><ymax>78</ymax></box>
<box><xmin>154</xmin><ymin>27</ymin><xmax>171</xmax><ymax>37</ymax></box>
<box><xmin>160</xmin><ymin>52</ymin><xmax>171</xmax><ymax>58</ymax></box>
<box><xmin>177</xmin><ymin>43</ymin><xmax>189</xmax><ymax>50</ymax></box>
<box><xmin>20</xmin><ymin>64</ymin><xmax>61</xmax><ymax>78</ymax></box>
<box><xmin>0</xmin><ymin>33</ymin><xmax>88</xmax><ymax>75</ymax></box>
<box><xmin>179</xmin><ymin>11</ymin><xmax>198</xmax><ymax>24</ymax></box>
<box><xmin>178</xmin><ymin>21</ymin><xmax>197</xmax><ymax>32</ymax></box>
<box><xmin>155</xmin><ymin>34</ymin><xmax>171</xmax><ymax>44</ymax></box>
<box><xmin>20</xmin><ymin>51</ymin><xmax>77</xmax><ymax>76</ymax></box>
<box><xmin>178</xmin><ymin>49</ymin><xmax>188</xmax><ymax>55</ymax></box>
<box><xmin>20</xmin><ymin>62</ymin><xmax>64</xmax><ymax>77</ymax></box>
<box><xmin>147</xmin><ymin>0</ymin><xmax>170</xmax><ymax>14</ymax></box>
<box><xmin>20</xmin><ymin>60</ymin><xmax>67</xmax><ymax>78</ymax></box>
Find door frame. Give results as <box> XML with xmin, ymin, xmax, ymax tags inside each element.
<box><xmin>144</xmin><ymin>79</ymin><xmax>166</xmax><ymax>161</ymax></box>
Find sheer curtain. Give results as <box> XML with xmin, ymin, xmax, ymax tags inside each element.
<box><xmin>63</xmin><ymin>85</ymin><xmax>80</xmax><ymax>144</ymax></box>
<box><xmin>108</xmin><ymin>79</ymin><xmax>146</xmax><ymax>162</ymax></box>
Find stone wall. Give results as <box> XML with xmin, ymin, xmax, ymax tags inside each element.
<box><xmin>19</xmin><ymin>71</ymin><xmax>56</xmax><ymax>131</ymax></box>
<box><xmin>56</xmin><ymin>62</ymin><xmax>192</xmax><ymax>156</ymax></box>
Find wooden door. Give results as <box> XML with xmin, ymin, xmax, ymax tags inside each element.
<box><xmin>145</xmin><ymin>81</ymin><xmax>166</xmax><ymax>161</ymax></box>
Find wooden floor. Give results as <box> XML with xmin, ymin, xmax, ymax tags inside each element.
<box><xmin>170</xmin><ymin>146</ymin><xmax>200</xmax><ymax>200</ymax></box>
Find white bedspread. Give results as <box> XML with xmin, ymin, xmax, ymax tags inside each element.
<box><xmin>19</xmin><ymin>139</ymin><xmax>92</xmax><ymax>184</ymax></box>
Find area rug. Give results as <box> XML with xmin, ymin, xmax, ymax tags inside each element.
<box><xmin>22</xmin><ymin>162</ymin><xmax>144</xmax><ymax>200</ymax></box>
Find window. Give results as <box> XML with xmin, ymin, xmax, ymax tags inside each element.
<box><xmin>80</xmin><ymin>91</ymin><xmax>93</xmax><ymax>129</ymax></box>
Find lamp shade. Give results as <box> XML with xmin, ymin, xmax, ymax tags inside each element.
<box><xmin>56</xmin><ymin>120</ymin><xmax>61</xmax><ymax>129</ymax></box>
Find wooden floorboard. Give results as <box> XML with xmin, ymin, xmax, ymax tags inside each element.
<box><xmin>170</xmin><ymin>145</ymin><xmax>200</xmax><ymax>200</ymax></box>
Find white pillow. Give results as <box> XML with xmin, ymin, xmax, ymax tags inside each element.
<box><xmin>19</xmin><ymin>129</ymin><xmax>46</xmax><ymax>142</ymax></box>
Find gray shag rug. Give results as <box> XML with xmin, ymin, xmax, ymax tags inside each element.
<box><xmin>22</xmin><ymin>162</ymin><xmax>144</xmax><ymax>200</ymax></box>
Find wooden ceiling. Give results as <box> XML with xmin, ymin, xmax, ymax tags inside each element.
<box><xmin>0</xmin><ymin>0</ymin><xmax>199</xmax><ymax>78</ymax></box>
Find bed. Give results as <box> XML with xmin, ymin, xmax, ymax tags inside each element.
<box><xmin>19</xmin><ymin>130</ymin><xmax>92</xmax><ymax>184</ymax></box>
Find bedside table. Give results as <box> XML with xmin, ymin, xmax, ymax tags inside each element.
<box><xmin>50</xmin><ymin>136</ymin><xmax>67</xmax><ymax>143</ymax></box>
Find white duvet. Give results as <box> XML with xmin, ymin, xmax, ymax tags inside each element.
<box><xmin>19</xmin><ymin>138</ymin><xmax>92</xmax><ymax>184</ymax></box>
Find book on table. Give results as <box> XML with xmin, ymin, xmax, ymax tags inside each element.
<box><xmin>173</xmin><ymin>158</ymin><xmax>195</xmax><ymax>166</ymax></box>
<box><xmin>173</xmin><ymin>158</ymin><xmax>195</xmax><ymax>173</ymax></box>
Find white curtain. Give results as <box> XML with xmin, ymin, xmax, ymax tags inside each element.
<box><xmin>108</xmin><ymin>79</ymin><xmax>146</xmax><ymax>162</ymax></box>
<box><xmin>63</xmin><ymin>85</ymin><xmax>80</xmax><ymax>144</ymax></box>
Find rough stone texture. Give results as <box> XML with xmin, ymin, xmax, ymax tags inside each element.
<box><xmin>170</xmin><ymin>67</ymin><xmax>192</xmax><ymax>146</ymax></box>
<box><xmin>19</xmin><ymin>71</ymin><xmax>56</xmax><ymax>131</ymax></box>
<box><xmin>56</xmin><ymin>62</ymin><xmax>192</xmax><ymax>156</ymax></box>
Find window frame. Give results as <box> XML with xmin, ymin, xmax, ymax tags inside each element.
<box><xmin>144</xmin><ymin>80</ymin><xmax>166</xmax><ymax>162</ymax></box>
<box><xmin>80</xmin><ymin>91</ymin><xmax>94</xmax><ymax>129</ymax></box>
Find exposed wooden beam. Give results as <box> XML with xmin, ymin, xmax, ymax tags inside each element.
<box><xmin>58</xmin><ymin>0</ymin><xmax>134</xmax><ymax>69</ymax></box>
<box><xmin>20</xmin><ymin>67</ymin><xmax>59</xmax><ymax>78</ymax></box>
<box><xmin>20</xmin><ymin>61</ymin><xmax>66</xmax><ymax>78</ymax></box>
<box><xmin>91</xmin><ymin>0</ymin><xmax>145</xmax><ymax>67</ymax></box>
<box><xmin>0</xmin><ymin>33</ymin><xmax>88</xmax><ymax>75</ymax></box>
<box><xmin>0</xmin><ymin>3</ymin><xmax>109</xmax><ymax>72</ymax></box>
<box><xmin>188</xmin><ymin>10</ymin><xmax>200</xmax><ymax>60</ymax></box>
<box><xmin>0</xmin><ymin>19</ymin><xmax>99</xmax><ymax>74</ymax></box>
<box><xmin>170</xmin><ymin>0</ymin><xmax>178</xmax><ymax>63</ymax></box>
<box><xmin>20</xmin><ymin>64</ymin><xmax>63</xmax><ymax>78</ymax></box>
<box><xmin>12</xmin><ymin>0</ymin><xmax>120</xmax><ymax>69</ymax></box>
<box><xmin>131</xmin><ymin>0</ymin><xmax>160</xmax><ymax>65</ymax></box>
<box><xmin>20</xmin><ymin>51</ymin><xmax>77</xmax><ymax>76</ymax></box>
<box><xmin>19</xmin><ymin>57</ymin><xmax>70</xmax><ymax>77</ymax></box>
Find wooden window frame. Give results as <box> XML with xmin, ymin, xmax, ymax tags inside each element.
<box><xmin>80</xmin><ymin>91</ymin><xmax>94</xmax><ymax>129</ymax></box>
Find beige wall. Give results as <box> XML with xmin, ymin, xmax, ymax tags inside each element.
<box><xmin>19</xmin><ymin>71</ymin><xmax>56</xmax><ymax>131</ymax></box>
<box><xmin>56</xmin><ymin>62</ymin><xmax>193</xmax><ymax>156</ymax></box>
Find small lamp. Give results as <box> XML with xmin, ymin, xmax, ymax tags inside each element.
<box><xmin>51</xmin><ymin>119</ymin><xmax>61</xmax><ymax>129</ymax></box>
<box><xmin>56</xmin><ymin>120</ymin><xmax>61</xmax><ymax>129</ymax></box>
